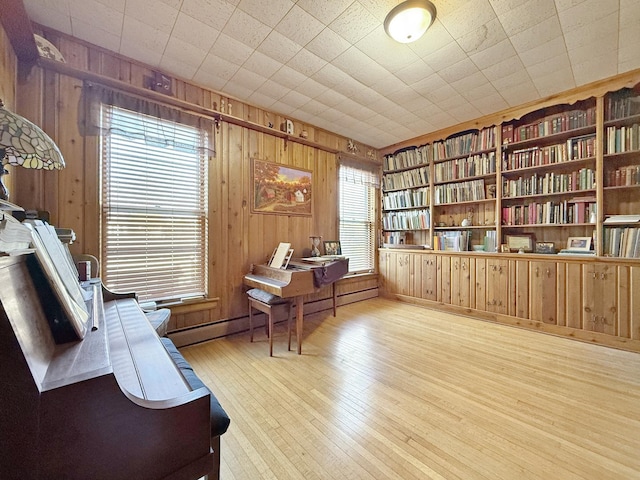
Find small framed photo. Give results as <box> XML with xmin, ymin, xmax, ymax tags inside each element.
<box><xmin>535</xmin><ymin>242</ymin><xmax>556</xmax><ymax>254</ymax></box>
<box><xmin>505</xmin><ymin>233</ymin><xmax>535</xmax><ymax>253</ymax></box>
<box><xmin>323</xmin><ymin>240</ymin><xmax>342</xmax><ymax>256</ymax></box>
<box><xmin>500</xmin><ymin>244</ymin><xmax>510</xmax><ymax>253</ymax></box>
<box><xmin>566</xmin><ymin>236</ymin><xmax>592</xmax><ymax>251</ymax></box>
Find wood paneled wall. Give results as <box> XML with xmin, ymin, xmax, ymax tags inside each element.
<box><xmin>11</xmin><ymin>27</ymin><xmax>379</xmax><ymax>334</ymax></box>
<box><xmin>0</xmin><ymin>22</ymin><xmax>17</xmax><ymax>196</ymax></box>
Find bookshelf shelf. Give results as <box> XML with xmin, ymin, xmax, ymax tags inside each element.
<box><xmin>502</xmin><ymin>223</ymin><xmax>594</xmax><ymax>228</ymax></box>
<box><xmin>501</xmin><ymin>157</ymin><xmax>596</xmax><ymax>176</ymax></box>
<box><xmin>383</xmin><ymin>162</ymin><xmax>429</xmax><ymax>174</ymax></box>
<box><xmin>434</xmin><ymin>172</ymin><xmax>496</xmax><ymax>186</ymax></box>
<box><xmin>502</xmin><ymin>189</ymin><xmax>596</xmax><ymax>202</ymax></box>
<box><xmin>434</xmin><ymin>225</ymin><xmax>495</xmax><ymax>230</ymax></box>
<box><xmin>383</xmin><ymin>205</ymin><xmax>430</xmax><ymax>212</ymax></box>
<box><xmin>435</xmin><ymin>198</ymin><xmax>495</xmax><ymax>207</ymax></box>
<box><xmin>502</xmin><ymin>124</ymin><xmax>596</xmax><ymax>150</ymax></box>
<box><xmin>433</xmin><ymin>146</ymin><xmax>496</xmax><ymax>164</ymax></box>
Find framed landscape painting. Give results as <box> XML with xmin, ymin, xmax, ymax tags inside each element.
<box><xmin>252</xmin><ymin>159</ymin><xmax>312</xmax><ymax>216</ymax></box>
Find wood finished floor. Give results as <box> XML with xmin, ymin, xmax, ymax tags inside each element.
<box><xmin>182</xmin><ymin>297</ymin><xmax>640</xmax><ymax>480</ymax></box>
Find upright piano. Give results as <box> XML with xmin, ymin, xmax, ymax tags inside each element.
<box><xmin>0</xmin><ymin>254</ymin><xmax>214</xmax><ymax>480</ymax></box>
<box><xmin>243</xmin><ymin>258</ymin><xmax>349</xmax><ymax>354</ymax></box>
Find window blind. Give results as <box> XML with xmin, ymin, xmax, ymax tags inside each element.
<box><xmin>339</xmin><ymin>164</ymin><xmax>378</xmax><ymax>273</ymax></box>
<box><xmin>101</xmin><ymin>105</ymin><xmax>208</xmax><ymax>303</ymax></box>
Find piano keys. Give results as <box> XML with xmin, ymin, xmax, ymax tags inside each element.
<box><xmin>0</xmin><ymin>254</ymin><xmax>214</xmax><ymax>480</ymax></box>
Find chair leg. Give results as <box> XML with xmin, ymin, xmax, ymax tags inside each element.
<box><xmin>287</xmin><ymin>301</ymin><xmax>293</xmax><ymax>351</ymax></box>
<box><xmin>268</xmin><ymin>310</ymin><xmax>274</xmax><ymax>356</ymax></box>
<box><xmin>248</xmin><ymin>300</ymin><xmax>254</xmax><ymax>342</ymax></box>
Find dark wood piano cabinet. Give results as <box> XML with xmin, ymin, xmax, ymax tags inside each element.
<box><xmin>0</xmin><ymin>254</ymin><xmax>214</xmax><ymax>480</ymax></box>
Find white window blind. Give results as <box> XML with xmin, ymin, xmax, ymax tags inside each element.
<box><xmin>101</xmin><ymin>105</ymin><xmax>208</xmax><ymax>303</ymax></box>
<box><xmin>339</xmin><ymin>164</ymin><xmax>379</xmax><ymax>273</ymax></box>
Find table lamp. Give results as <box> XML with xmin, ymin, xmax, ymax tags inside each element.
<box><xmin>0</xmin><ymin>99</ymin><xmax>65</xmax><ymax>200</ymax></box>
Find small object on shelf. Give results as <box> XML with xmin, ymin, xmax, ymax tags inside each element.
<box><xmin>504</xmin><ymin>233</ymin><xmax>535</xmax><ymax>253</ymax></box>
<box><xmin>310</xmin><ymin>235</ymin><xmax>322</xmax><ymax>257</ymax></box>
<box><xmin>535</xmin><ymin>242</ymin><xmax>556</xmax><ymax>254</ymax></box>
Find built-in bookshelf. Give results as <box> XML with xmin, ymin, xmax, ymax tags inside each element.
<box><xmin>382</xmin><ymin>144</ymin><xmax>432</xmax><ymax>247</ymax></box>
<box><xmin>499</xmin><ymin>99</ymin><xmax>598</xmax><ymax>250</ymax></box>
<box><xmin>381</xmin><ymin>81</ymin><xmax>640</xmax><ymax>258</ymax></box>
<box><xmin>602</xmin><ymin>87</ymin><xmax>640</xmax><ymax>257</ymax></box>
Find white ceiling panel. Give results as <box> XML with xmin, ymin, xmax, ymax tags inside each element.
<box><xmin>22</xmin><ymin>0</ymin><xmax>640</xmax><ymax>148</ymax></box>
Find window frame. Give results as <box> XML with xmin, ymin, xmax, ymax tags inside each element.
<box><xmin>100</xmin><ymin>103</ymin><xmax>209</xmax><ymax>304</ymax></box>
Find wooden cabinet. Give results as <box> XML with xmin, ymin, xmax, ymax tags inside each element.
<box><xmin>420</xmin><ymin>254</ymin><xmax>437</xmax><ymax>301</ymax></box>
<box><xmin>582</xmin><ymin>263</ymin><xmax>618</xmax><ymax>335</ymax></box>
<box><xmin>379</xmin><ymin>248</ymin><xmax>640</xmax><ymax>352</ymax></box>
<box><xmin>529</xmin><ymin>260</ymin><xmax>557</xmax><ymax>324</ymax></box>
<box><xmin>485</xmin><ymin>258</ymin><xmax>509</xmax><ymax>315</ymax></box>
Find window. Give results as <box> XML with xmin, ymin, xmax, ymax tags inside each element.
<box><xmin>101</xmin><ymin>105</ymin><xmax>208</xmax><ymax>303</ymax></box>
<box><xmin>339</xmin><ymin>163</ymin><xmax>379</xmax><ymax>273</ymax></box>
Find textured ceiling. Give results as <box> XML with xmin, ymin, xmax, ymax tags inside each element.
<box><xmin>22</xmin><ymin>0</ymin><xmax>640</xmax><ymax>149</ymax></box>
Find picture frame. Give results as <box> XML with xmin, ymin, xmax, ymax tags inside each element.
<box><xmin>323</xmin><ymin>240</ymin><xmax>342</xmax><ymax>256</ymax></box>
<box><xmin>505</xmin><ymin>233</ymin><xmax>535</xmax><ymax>252</ymax></box>
<box><xmin>252</xmin><ymin>158</ymin><xmax>312</xmax><ymax>216</ymax></box>
<box><xmin>535</xmin><ymin>242</ymin><xmax>556</xmax><ymax>254</ymax></box>
<box><xmin>500</xmin><ymin>244</ymin><xmax>510</xmax><ymax>253</ymax></box>
<box><xmin>566</xmin><ymin>236</ymin><xmax>592</xmax><ymax>251</ymax></box>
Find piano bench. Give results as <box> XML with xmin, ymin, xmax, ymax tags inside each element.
<box><xmin>160</xmin><ymin>337</ymin><xmax>231</xmax><ymax>480</ymax></box>
<box><xmin>247</xmin><ymin>288</ymin><xmax>294</xmax><ymax>356</ymax></box>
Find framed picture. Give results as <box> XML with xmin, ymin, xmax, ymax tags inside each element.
<box><xmin>566</xmin><ymin>236</ymin><xmax>592</xmax><ymax>251</ymax></box>
<box><xmin>535</xmin><ymin>242</ymin><xmax>556</xmax><ymax>254</ymax></box>
<box><xmin>323</xmin><ymin>240</ymin><xmax>342</xmax><ymax>256</ymax></box>
<box><xmin>500</xmin><ymin>244</ymin><xmax>510</xmax><ymax>253</ymax></box>
<box><xmin>505</xmin><ymin>233</ymin><xmax>535</xmax><ymax>252</ymax></box>
<box><xmin>252</xmin><ymin>158</ymin><xmax>312</xmax><ymax>216</ymax></box>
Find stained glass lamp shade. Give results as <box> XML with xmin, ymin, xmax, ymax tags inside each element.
<box><xmin>0</xmin><ymin>100</ymin><xmax>65</xmax><ymax>200</ymax></box>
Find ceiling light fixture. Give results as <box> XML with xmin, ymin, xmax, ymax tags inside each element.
<box><xmin>384</xmin><ymin>0</ymin><xmax>437</xmax><ymax>44</ymax></box>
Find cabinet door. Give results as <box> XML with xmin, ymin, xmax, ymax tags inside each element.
<box><xmin>486</xmin><ymin>259</ymin><xmax>509</xmax><ymax>314</ymax></box>
<box><xmin>530</xmin><ymin>261</ymin><xmax>557</xmax><ymax>324</ymax></box>
<box><xmin>451</xmin><ymin>256</ymin><xmax>471</xmax><ymax>307</ymax></box>
<box><xmin>421</xmin><ymin>254</ymin><xmax>437</xmax><ymax>301</ymax></box>
<box><xmin>396</xmin><ymin>253</ymin><xmax>412</xmax><ymax>296</ymax></box>
<box><xmin>437</xmin><ymin>255</ymin><xmax>451</xmax><ymax>304</ymax></box>
<box><xmin>583</xmin><ymin>263</ymin><xmax>617</xmax><ymax>335</ymax></box>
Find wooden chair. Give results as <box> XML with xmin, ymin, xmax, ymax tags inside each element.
<box><xmin>247</xmin><ymin>288</ymin><xmax>294</xmax><ymax>356</ymax></box>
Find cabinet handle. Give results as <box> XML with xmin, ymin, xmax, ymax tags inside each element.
<box><xmin>462</xmin><ymin>263</ymin><xmax>466</xmax><ymax>270</ymax></box>
<box><xmin>591</xmin><ymin>315</ymin><xmax>598</xmax><ymax>324</ymax></box>
<box><xmin>535</xmin><ymin>267</ymin><xmax>539</xmax><ymax>277</ymax></box>
<box><xmin>592</xmin><ymin>272</ymin><xmax>597</xmax><ymax>279</ymax></box>
<box><xmin>546</xmin><ymin>268</ymin><xmax>551</xmax><ymax>277</ymax></box>
<box><xmin>600</xmin><ymin>272</ymin><xmax>606</xmax><ymax>280</ymax></box>
<box><xmin>601</xmin><ymin>316</ymin><xmax>610</xmax><ymax>325</ymax></box>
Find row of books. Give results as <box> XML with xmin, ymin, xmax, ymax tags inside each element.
<box><xmin>434</xmin><ymin>179</ymin><xmax>486</xmax><ymax>205</ymax></box>
<box><xmin>383</xmin><ymin>144</ymin><xmax>431</xmax><ymax>171</ymax></box>
<box><xmin>604</xmin><ymin>164</ymin><xmax>640</xmax><ymax>187</ymax></box>
<box><xmin>603</xmin><ymin>227</ymin><xmax>640</xmax><ymax>258</ymax></box>
<box><xmin>502</xmin><ymin>169</ymin><xmax>595</xmax><ymax>197</ymax></box>
<box><xmin>382</xmin><ymin>188</ymin><xmax>430</xmax><ymax>210</ymax></box>
<box><xmin>502</xmin><ymin>107</ymin><xmax>596</xmax><ymax>144</ymax></box>
<box><xmin>433</xmin><ymin>230</ymin><xmax>471</xmax><ymax>252</ymax></box>
<box><xmin>382</xmin><ymin>166</ymin><xmax>429</xmax><ymax>191</ymax></box>
<box><xmin>604</xmin><ymin>124</ymin><xmax>640</xmax><ymax>154</ymax></box>
<box><xmin>605</xmin><ymin>90</ymin><xmax>640</xmax><ymax>121</ymax></box>
<box><xmin>433</xmin><ymin>127</ymin><xmax>496</xmax><ymax>160</ymax></box>
<box><xmin>503</xmin><ymin>135</ymin><xmax>595</xmax><ymax>170</ymax></box>
<box><xmin>382</xmin><ymin>231</ymin><xmax>407</xmax><ymax>245</ymax></box>
<box><xmin>382</xmin><ymin>209</ymin><xmax>430</xmax><ymax>231</ymax></box>
<box><xmin>434</xmin><ymin>152</ymin><xmax>496</xmax><ymax>183</ymax></box>
<box><xmin>502</xmin><ymin>200</ymin><xmax>596</xmax><ymax>226</ymax></box>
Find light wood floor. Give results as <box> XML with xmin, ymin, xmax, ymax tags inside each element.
<box><xmin>182</xmin><ymin>297</ymin><xmax>640</xmax><ymax>480</ymax></box>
